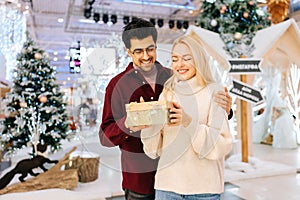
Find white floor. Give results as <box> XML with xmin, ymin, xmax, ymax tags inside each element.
<box><xmin>1</xmin><ymin>130</ymin><xmax>300</xmax><ymax>200</ymax></box>
<box><xmin>225</xmin><ymin>144</ymin><xmax>300</xmax><ymax>200</ymax></box>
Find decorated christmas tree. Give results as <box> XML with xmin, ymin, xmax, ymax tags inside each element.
<box><xmin>197</xmin><ymin>0</ymin><xmax>271</xmax><ymax>57</ymax></box>
<box><xmin>0</xmin><ymin>36</ymin><xmax>71</xmax><ymax>156</ymax></box>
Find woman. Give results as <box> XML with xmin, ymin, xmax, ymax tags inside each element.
<box><xmin>141</xmin><ymin>34</ymin><xmax>233</xmax><ymax>200</ymax></box>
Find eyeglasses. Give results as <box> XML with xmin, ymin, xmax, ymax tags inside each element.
<box><xmin>130</xmin><ymin>45</ymin><xmax>156</xmax><ymax>56</ymax></box>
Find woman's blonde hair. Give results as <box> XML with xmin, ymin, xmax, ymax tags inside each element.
<box><xmin>163</xmin><ymin>34</ymin><xmax>215</xmax><ymax>97</ymax></box>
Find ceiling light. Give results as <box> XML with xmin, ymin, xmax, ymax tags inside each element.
<box><xmin>176</xmin><ymin>20</ymin><xmax>182</xmax><ymax>29</ymax></box>
<box><xmin>123</xmin><ymin>16</ymin><xmax>130</xmax><ymax>24</ymax></box>
<box><xmin>183</xmin><ymin>21</ymin><xmax>189</xmax><ymax>29</ymax></box>
<box><xmin>84</xmin><ymin>8</ymin><xmax>92</xmax><ymax>19</ymax></box>
<box><xmin>103</xmin><ymin>13</ymin><xmax>109</xmax><ymax>24</ymax></box>
<box><xmin>93</xmin><ymin>12</ymin><xmax>100</xmax><ymax>23</ymax></box>
<box><xmin>57</xmin><ymin>18</ymin><xmax>64</xmax><ymax>23</ymax></box>
<box><xmin>168</xmin><ymin>20</ymin><xmax>174</xmax><ymax>29</ymax></box>
<box><xmin>116</xmin><ymin>0</ymin><xmax>195</xmax><ymax>10</ymax></box>
<box><xmin>78</xmin><ymin>19</ymin><xmax>95</xmax><ymax>23</ymax></box>
<box><xmin>111</xmin><ymin>14</ymin><xmax>117</xmax><ymax>24</ymax></box>
<box><xmin>157</xmin><ymin>19</ymin><xmax>164</xmax><ymax>28</ymax></box>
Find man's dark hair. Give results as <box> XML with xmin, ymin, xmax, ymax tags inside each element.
<box><xmin>122</xmin><ymin>18</ymin><xmax>158</xmax><ymax>49</ymax></box>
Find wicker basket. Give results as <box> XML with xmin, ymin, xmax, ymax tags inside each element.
<box><xmin>65</xmin><ymin>151</ymin><xmax>100</xmax><ymax>183</ymax></box>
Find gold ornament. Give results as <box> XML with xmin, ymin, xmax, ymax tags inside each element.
<box><xmin>34</xmin><ymin>53</ymin><xmax>42</xmax><ymax>60</ymax></box>
<box><xmin>267</xmin><ymin>0</ymin><xmax>290</xmax><ymax>24</ymax></box>
<box><xmin>39</xmin><ymin>96</ymin><xmax>47</xmax><ymax>103</ymax></box>
<box><xmin>233</xmin><ymin>32</ymin><xmax>243</xmax><ymax>40</ymax></box>
<box><xmin>19</xmin><ymin>101</ymin><xmax>27</xmax><ymax>108</ymax></box>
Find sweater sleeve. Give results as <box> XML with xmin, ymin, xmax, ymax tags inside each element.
<box><xmin>141</xmin><ymin>124</ymin><xmax>164</xmax><ymax>159</ymax></box>
<box><xmin>189</xmin><ymin>87</ymin><xmax>233</xmax><ymax>160</ymax></box>
<box><xmin>99</xmin><ymin>82</ymin><xmax>130</xmax><ymax>147</ymax></box>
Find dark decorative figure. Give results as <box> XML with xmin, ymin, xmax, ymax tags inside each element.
<box><xmin>0</xmin><ymin>144</ymin><xmax>58</xmax><ymax>190</ymax></box>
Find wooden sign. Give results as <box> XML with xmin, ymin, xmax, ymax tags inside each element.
<box><xmin>230</xmin><ymin>80</ymin><xmax>264</xmax><ymax>105</ymax></box>
<box><xmin>228</xmin><ymin>59</ymin><xmax>261</xmax><ymax>74</ymax></box>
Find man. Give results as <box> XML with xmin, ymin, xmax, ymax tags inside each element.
<box><xmin>99</xmin><ymin>18</ymin><xmax>232</xmax><ymax>200</ymax></box>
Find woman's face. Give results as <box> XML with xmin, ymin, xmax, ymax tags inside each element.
<box><xmin>171</xmin><ymin>43</ymin><xmax>196</xmax><ymax>81</ymax></box>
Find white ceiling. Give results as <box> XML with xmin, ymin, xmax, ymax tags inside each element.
<box><xmin>16</xmin><ymin>0</ymin><xmax>300</xmax><ymax>87</ymax></box>
<box><xmin>19</xmin><ymin>0</ymin><xmax>203</xmax><ymax>86</ymax></box>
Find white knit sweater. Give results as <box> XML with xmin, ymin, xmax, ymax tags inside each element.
<box><xmin>141</xmin><ymin>76</ymin><xmax>232</xmax><ymax>195</ymax></box>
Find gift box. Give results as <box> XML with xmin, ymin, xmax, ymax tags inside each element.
<box><xmin>125</xmin><ymin>101</ymin><xmax>168</xmax><ymax>126</ymax></box>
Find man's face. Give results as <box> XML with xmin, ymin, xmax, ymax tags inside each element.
<box><xmin>127</xmin><ymin>35</ymin><xmax>157</xmax><ymax>72</ymax></box>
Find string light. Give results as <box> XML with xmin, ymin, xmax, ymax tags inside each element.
<box><xmin>82</xmin><ymin>8</ymin><xmax>194</xmax><ymax>29</ymax></box>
